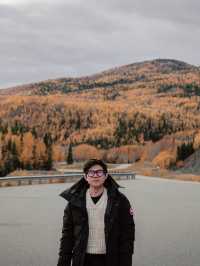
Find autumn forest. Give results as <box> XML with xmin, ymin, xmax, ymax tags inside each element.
<box><xmin>0</xmin><ymin>59</ymin><xmax>200</xmax><ymax>176</ymax></box>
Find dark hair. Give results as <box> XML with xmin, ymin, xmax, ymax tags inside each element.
<box><xmin>83</xmin><ymin>159</ymin><xmax>108</xmax><ymax>174</ymax></box>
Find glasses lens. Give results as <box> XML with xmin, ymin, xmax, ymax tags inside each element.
<box><xmin>96</xmin><ymin>170</ymin><xmax>104</xmax><ymax>177</ymax></box>
<box><xmin>87</xmin><ymin>171</ymin><xmax>94</xmax><ymax>177</ymax></box>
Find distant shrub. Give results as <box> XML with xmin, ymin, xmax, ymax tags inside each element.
<box><xmin>157</xmin><ymin>84</ymin><xmax>177</xmax><ymax>93</ymax></box>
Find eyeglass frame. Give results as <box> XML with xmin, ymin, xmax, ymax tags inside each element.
<box><xmin>86</xmin><ymin>169</ymin><xmax>107</xmax><ymax>178</ymax></box>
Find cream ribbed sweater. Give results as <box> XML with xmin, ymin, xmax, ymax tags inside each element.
<box><xmin>86</xmin><ymin>188</ymin><xmax>107</xmax><ymax>254</ymax></box>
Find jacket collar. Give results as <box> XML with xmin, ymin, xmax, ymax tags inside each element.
<box><xmin>59</xmin><ymin>175</ymin><xmax>122</xmax><ymax>208</ymax></box>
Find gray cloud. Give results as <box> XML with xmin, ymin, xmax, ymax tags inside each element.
<box><xmin>97</xmin><ymin>0</ymin><xmax>200</xmax><ymax>27</ymax></box>
<box><xmin>0</xmin><ymin>0</ymin><xmax>199</xmax><ymax>89</ymax></box>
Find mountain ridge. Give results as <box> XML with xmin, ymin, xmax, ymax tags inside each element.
<box><xmin>0</xmin><ymin>58</ymin><xmax>199</xmax><ymax>96</ymax></box>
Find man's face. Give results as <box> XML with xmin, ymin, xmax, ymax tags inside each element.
<box><xmin>84</xmin><ymin>164</ymin><xmax>107</xmax><ymax>188</ymax></box>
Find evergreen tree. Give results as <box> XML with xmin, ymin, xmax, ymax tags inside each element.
<box><xmin>66</xmin><ymin>143</ymin><xmax>73</xmax><ymax>164</ymax></box>
<box><xmin>114</xmin><ymin>116</ymin><xmax>127</xmax><ymax>146</ymax></box>
<box><xmin>43</xmin><ymin>132</ymin><xmax>53</xmax><ymax>147</ymax></box>
<box><xmin>11</xmin><ymin>141</ymin><xmax>20</xmax><ymax>170</ymax></box>
<box><xmin>4</xmin><ymin>152</ymin><xmax>14</xmax><ymax>174</ymax></box>
<box><xmin>2</xmin><ymin>123</ymin><xmax>8</xmax><ymax>134</ymax></box>
<box><xmin>0</xmin><ymin>164</ymin><xmax>6</xmax><ymax>177</ymax></box>
<box><xmin>45</xmin><ymin>145</ymin><xmax>53</xmax><ymax>170</ymax></box>
<box><xmin>31</xmin><ymin>127</ymin><xmax>38</xmax><ymax>138</ymax></box>
<box><xmin>24</xmin><ymin>162</ymin><xmax>33</xmax><ymax>170</ymax></box>
<box><xmin>75</xmin><ymin>111</ymin><xmax>81</xmax><ymax>130</ymax></box>
<box><xmin>11</xmin><ymin>121</ymin><xmax>19</xmax><ymax>134</ymax></box>
<box><xmin>43</xmin><ymin>133</ymin><xmax>53</xmax><ymax>170</ymax></box>
<box><xmin>32</xmin><ymin>144</ymin><xmax>37</xmax><ymax>169</ymax></box>
<box><xmin>7</xmin><ymin>139</ymin><xmax>12</xmax><ymax>151</ymax></box>
<box><xmin>177</xmin><ymin>142</ymin><xmax>194</xmax><ymax>161</ymax></box>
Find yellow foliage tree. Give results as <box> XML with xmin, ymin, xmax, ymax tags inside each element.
<box><xmin>20</xmin><ymin>132</ymin><xmax>34</xmax><ymax>167</ymax></box>
<box><xmin>52</xmin><ymin>144</ymin><xmax>65</xmax><ymax>162</ymax></box>
<box><xmin>153</xmin><ymin>150</ymin><xmax>176</xmax><ymax>169</ymax></box>
<box><xmin>73</xmin><ymin>144</ymin><xmax>102</xmax><ymax>161</ymax></box>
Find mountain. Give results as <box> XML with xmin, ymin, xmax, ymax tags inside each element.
<box><xmin>1</xmin><ymin>58</ymin><xmax>200</xmax><ymax>174</ymax></box>
<box><xmin>0</xmin><ymin>58</ymin><xmax>198</xmax><ymax>96</ymax></box>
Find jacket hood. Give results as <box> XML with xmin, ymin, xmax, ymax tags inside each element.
<box><xmin>59</xmin><ymin>174</ymin><xmax>122</xmax><ymax>204</ymax></box>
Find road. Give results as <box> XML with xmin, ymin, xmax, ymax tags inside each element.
<box><xmin>0</xmin><ymin>175</ymin><xmax>199</xmax><ymax>266</ymax></box>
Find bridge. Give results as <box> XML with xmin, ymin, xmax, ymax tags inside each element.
<box><xmin>0</xmin><ymin>172</ymin><xmax>136</xmax><ymax>187</ymax></box>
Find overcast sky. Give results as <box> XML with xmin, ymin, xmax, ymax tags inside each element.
<box><xmin>0</xmin><ymin>0</ymin><xmax>200</xmax><ymax>89</ymax></box>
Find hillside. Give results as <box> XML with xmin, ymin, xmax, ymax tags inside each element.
<box><xmin>0</xmin><ymin>58</ymin><xmax>198</xmax><ymax>96</ymax></box>
<box><xmin>0</xmin><ymin>58</ymin><xmax>200</xmax><ymax>176</ymax></box>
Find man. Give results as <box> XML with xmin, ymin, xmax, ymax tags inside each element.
<box><xmin>57</xmin><ymin>159</ymin><xmax>135</xmax><ymax>266</ymax></box>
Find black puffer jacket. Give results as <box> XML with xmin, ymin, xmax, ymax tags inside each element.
<box><xmin>57</xmin><ymin>175</ymin><xmax>135</xmax><ymax>266</ymax></box>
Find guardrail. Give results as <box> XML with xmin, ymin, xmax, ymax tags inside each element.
<box><xmin>0</xmin><ymin>172</ymin><xmax>135</xmax><ymax>187</ymax></box>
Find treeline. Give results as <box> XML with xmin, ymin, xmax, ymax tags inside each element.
<box><xmin>0</xmin><ymin>125</ymin><xmax>198</xmax><ymax>177</ymax></box>
<box><xmin>158</xmin><ymin>83</ymin><xmax>200</xmax><ymax>97</ymax></box>
<box><xmin>36</xmin><ymin>78</ymin><xmax>134</xmax><ymax>96</ymax></box>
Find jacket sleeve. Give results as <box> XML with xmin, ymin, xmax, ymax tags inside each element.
<box><xmin>57</xmin><ymin>203</ymin><xmax>74</xmax><ymax>266</ymax></box>
<box><xmin>119</xmin><ymin>195</ymin><xmax>135</xmax><ymax>266</ymax></box>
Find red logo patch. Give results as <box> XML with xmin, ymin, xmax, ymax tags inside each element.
<box><xmin>129</xmin><ymin>207</ymin><xmax>134</xmax><ymax>216</ymax></box>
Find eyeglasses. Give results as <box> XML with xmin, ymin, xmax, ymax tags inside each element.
<box><xmin>87</xmin><ymin>169</ymin><xmax>106</xmax><ymax>177</ymax></box>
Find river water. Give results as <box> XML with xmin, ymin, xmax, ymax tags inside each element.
<box><xmin>0</xmin><ymin>176</ymin><xmax>199</xmax><ymax>266</ymax></box>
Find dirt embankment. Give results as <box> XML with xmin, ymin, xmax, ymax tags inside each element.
<box><xmin>127</xmin><ymin>161</ymin><xmax>200</xmax><ymax>182</ymax></box>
